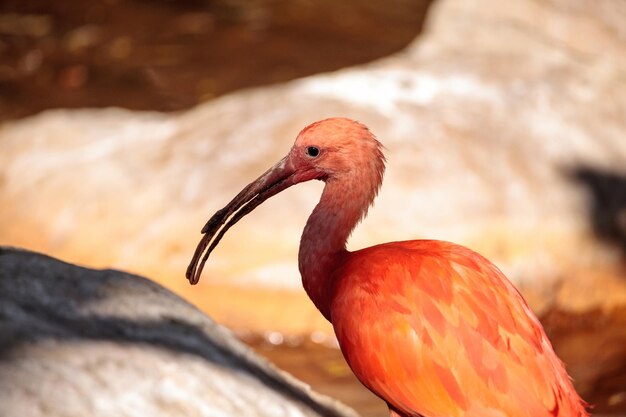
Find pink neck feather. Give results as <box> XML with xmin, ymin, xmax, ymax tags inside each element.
<box><xmin>298</xmin><ymin>149</ymin><xmax>385</xmax><ymax>321</ymax></box>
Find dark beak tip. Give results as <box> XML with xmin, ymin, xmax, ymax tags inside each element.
<box><xmin>185</xmin><ymin>263</ymin><xmax>199</xmax><ymax>285</ymax></box>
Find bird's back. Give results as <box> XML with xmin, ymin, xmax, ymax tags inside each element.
<box><xmin>330</xmin><ymin>240</ymin><xmax>587</xmax><ymax>417</ymax></box>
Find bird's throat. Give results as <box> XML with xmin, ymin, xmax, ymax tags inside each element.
<box><xmin>298</xmin><ymin>178</ymin><xmax>374</xmax><ymax>321</ymax></box>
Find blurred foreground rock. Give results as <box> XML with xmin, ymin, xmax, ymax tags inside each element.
<box><xmin>0</xmin><ymin>0</ymin><xmax>625</xmax><ymax>337</ymax></box>
<box><xmin>0</xmin><ymin>247</ymin><xmax>358</xmax><ymax>417</ymax></box>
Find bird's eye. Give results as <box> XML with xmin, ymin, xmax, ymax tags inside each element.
<box><xmin>306</xmin><ymin>146</ymin><xmax>320</xmax><ymax>158</ymax></box>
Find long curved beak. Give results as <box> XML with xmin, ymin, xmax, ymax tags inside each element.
<box><xmin>186</xmin><ymin>156</ymin><xmax>297</xmax><ymax>285</ymax></box>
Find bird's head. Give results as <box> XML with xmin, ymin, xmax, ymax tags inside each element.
<box><xmin>186</xmin><ymin>117</ymin><xmax>385</xmax><ymax>284</ymax></box>
<box><xmin>287</xmin><ymin>118</ymin><xmax>384</xmax><ymax>184</ymax></box>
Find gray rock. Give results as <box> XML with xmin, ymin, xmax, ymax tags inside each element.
<box><xmin>0</xmin><ymin>247</ymin><xmax>359</xmax><ymax>417</ymax></box>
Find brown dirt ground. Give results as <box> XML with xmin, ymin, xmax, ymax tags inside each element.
<box><xmin>0</xmin><ymin>0</ymin><xmax>431</xmax><ymax>121</ymax></box>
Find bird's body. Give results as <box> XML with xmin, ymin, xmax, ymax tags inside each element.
<box><xmin>331</xmin><ymin>241</ymin><xmax>584</xmax><ymax>417</ymax></box>
<box><xmin>187</xmin><ymin>118</ymin><xmax>588</xmax><ymax>417</ymax></box>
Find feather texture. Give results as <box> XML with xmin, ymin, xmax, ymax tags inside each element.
<box><xmin>331</xmin><ymin>240</ymin><xmax>587</xmax><ymax>417</ymax></box>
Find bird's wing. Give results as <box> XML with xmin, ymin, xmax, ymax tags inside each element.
<box><xmin>331</xmin><ymin>240</ymin><xmax>586</xmax><ymax>417</ymax></box>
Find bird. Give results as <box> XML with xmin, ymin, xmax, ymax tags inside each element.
<box><xmin>186</xmin><ymin>118</ymin><xmax>588</xmax><ymax>417</ymax></box>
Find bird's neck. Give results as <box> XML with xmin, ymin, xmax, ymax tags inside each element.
<box><xmin>298</xmin><ymin>176</ymin><xmax>378</xmax><ymax>321</ymax></box>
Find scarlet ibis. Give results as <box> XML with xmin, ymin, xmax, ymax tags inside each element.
<box><xmin>187</xmin><ymin>118</ymin><xmax>588</xmax><ymax>417</ymax></box>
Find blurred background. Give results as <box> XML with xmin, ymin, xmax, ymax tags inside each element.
<box><xmin>0</xmin><ymin>0</ymin><xmax>625</xmax><ymax>416</ymax></box>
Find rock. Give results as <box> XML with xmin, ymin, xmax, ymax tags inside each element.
<box><xmin>0</xmin><ymin>0</ymin><xmax>625</xmax><ymax>337</ymax></box>
<box><xmin>0</xmin><ymin>247</ymin><xmax>358</xmax><ymax>417</ymax></box>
